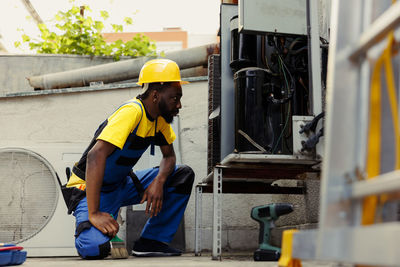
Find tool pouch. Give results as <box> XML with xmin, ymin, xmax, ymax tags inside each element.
<box><xmin>59</xmin><ymin>166</ymin><xmax>86</xmax><ymax>214</ymax></box>
<box><xmin>61</xmin><ymin>185</ymin><xmax>86</xmax><ymax>214</ymax></box>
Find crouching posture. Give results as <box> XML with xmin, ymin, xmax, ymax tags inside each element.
<box><xmin>63</xmin><ymin>59</ymin><xmax>194</xmax><ymax>259</ymax></box>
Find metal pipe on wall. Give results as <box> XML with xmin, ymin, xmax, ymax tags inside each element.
<box><xmin>180</xmin><ymin>66</ymin><xmax>208</xmax><ymax>78</ymax></box>
<box><xmin>28</xmin><ymin>43</ymin><xmax>219</xmax><ymax>90</ymax></box>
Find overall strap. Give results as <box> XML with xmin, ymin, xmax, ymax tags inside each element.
<box><xmin>123</xmin><ymin>99</ymin><xmax>155</xmax><ymax>155</ymax></box>
<box><xmin>150</xmin><ymin>119</ymin><xmax>157</xmax><ymax>156</ymax></box>
<box><xmin>131</xmin><ymin>100</ymin><xmax>144</xmax><ymax>133</ymax></box>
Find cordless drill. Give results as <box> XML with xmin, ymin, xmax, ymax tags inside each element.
<box><xmin>251</xmin><ymin>203</ymin><xmax>294</xmax><ymax>261</ymax></box>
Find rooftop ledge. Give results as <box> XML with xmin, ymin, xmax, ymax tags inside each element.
<box><xmin>0</xmin><ymin>76</ymin><xmax>207</xmax><ymax>99</ymax></box>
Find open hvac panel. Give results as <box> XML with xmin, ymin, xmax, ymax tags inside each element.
<box><xmin>0</xmin><ymin>144</ymin><xmax>85</xmax><ymax>256</ymax></box>
<box><xmin>210</xmin><ymin>3</ymin><xmax>327</xmax><ymax>173</ymax></box>
<box><xmin>233</xmin><ymin>33</ymin><xmax>311</xmax><ymax>155</ymax></box>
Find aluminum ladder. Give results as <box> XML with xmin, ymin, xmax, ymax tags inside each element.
<box><xmin>289</xmin><ymin>0</ymin><xmax>400</xmax><ymax>265</ymax></box>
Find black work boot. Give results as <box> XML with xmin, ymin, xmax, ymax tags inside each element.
<box><xmin>132</xmin><ymin>237</ymin><xmax>182</xmax><ymax>257</ymax></box>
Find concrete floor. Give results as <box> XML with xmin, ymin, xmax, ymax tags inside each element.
<box><xmin>23</xmin><ymin>254</ymin><xmax>345</xmax><ymax>267</ymax></box>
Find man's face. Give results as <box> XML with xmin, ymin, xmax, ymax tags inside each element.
<box><xmin>158</xmin><ymin>82</ymin><xmax>182</xmax><ymax>123</ymax></box>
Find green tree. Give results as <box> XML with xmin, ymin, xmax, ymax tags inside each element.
<box><xmin>15</xmin><ymin>5</ymin><xmax>157</xmax><ymax>60</ymax></box>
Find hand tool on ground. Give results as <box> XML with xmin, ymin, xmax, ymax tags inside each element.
<box><xmin>110</xmin><ymin>235</ymin><xmax>129</xmax><ymax>259</ymax></box>
<box><xmin>110</xmin><ymin>214</ymin><xmax>129</xmax><ymax>259</ymax></box>
<box><xmin>251</xmin><ymin>203</ymin><xmax>294</xmax><ymax>261</ymax></box>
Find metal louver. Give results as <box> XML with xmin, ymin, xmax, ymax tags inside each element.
<box><xmin>0</xmin><ymin>148</ymin><xmax>59</xmax><ymax>243</ymax></box>
<box><xmin>207</xmin><ymin>54</ymin><xmax>221</xmax><ymax>174</ymax></box>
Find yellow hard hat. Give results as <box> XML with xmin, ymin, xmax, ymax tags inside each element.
<box><xmin>137</xmin><ymin>59</ymin><xmax>189</xmax><ymax>85</ymax></box>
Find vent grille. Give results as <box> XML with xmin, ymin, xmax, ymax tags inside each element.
<box><xmin>0</xmin><ymin>148</ymin><xmax>58</xmax><ymax>243</ymax></box>
<box><xmin>207</xmin><ymin>54</ymin><xmax>221</xmax><ymax>174</ymax></box>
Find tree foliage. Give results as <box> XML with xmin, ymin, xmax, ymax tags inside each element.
<box><xmin>15</xmin><ymin>5</ymin><xmax>157</xmax><ymax>60</ymax></box>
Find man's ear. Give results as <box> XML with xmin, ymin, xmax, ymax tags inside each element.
<box><xmin>151</xmin><ymin>90</ymin><xmax>159</xmax><ymax>103</ymax></box>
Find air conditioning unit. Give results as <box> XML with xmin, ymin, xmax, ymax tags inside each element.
<box><xmin>0</xmin><ymin>143</ymin><xmax>86</xmax><ymax>256</ymax></box>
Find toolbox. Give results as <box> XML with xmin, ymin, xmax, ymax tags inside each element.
<box><xmin>0</xmin><ymin>244</ymin><xmax>27</xmax><ymax>266</ymax></box>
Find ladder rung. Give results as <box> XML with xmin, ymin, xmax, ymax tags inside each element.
<box><xmin>351</xmin><ymin>170</ymin><xmax>400</xmax><ymax>199</ymax></box>
<box><xmin>293</xmin><ymin>222</ymin><xmax>400</xmax><ymax>265</ymax></box>
<box><xmin>349</xmin><ymin>1</ymin><xmax>400</xmax><ymax>61</ymax></box>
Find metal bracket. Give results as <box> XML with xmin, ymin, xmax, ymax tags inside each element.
<box><xmin>194</xmin><ymin>185</ymin><xmax>203</xmax><ymax>256</ymax></box>
<box><xmin>212</xmin><ymin>167</ymin><xmax>223</xmax><ymax>260</ymax></box>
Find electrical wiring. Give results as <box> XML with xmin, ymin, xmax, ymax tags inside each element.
<box><xmin>261</xmin><ymin>34</ymin><xmax>309</xmax><ymax>154</ymax></box>
<box><xmin>272</xmin><ymin>102</ymin><xmax>291</xmax><ymax>154</ymax></box>
<box><xmin>279</xmin><ymin>55</ymin><xmax>295</xmax><ymax>141</ymax></box>
<box><xmin>272</xmin><ymin>55</ymin><xmax>292</xmax><ymax>153</ymax></box>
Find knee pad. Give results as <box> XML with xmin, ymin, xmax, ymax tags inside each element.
<box><xmin>168</xmin><ymin>165</ymin><xmax>195</xmax><ymax>194</ymax></box>
<box><xmin>79</xmin><ymin>241</ymin><xmax>110</xmax><ymax>260</ymax></box>
<box><xmin>75</xmin><ymin>221</ymin><xmax>111</xmax><ymax>260</ymax></box>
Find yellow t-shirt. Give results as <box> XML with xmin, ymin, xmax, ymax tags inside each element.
<box><xmin>97</xmin><ymin>99</ymin><xmax>176</xmax><ymax>148</ymax></box>
<box><xmin>67</xmin><ymin>98</ymin><xmax>176</xmax><ymax>189</ymax></box>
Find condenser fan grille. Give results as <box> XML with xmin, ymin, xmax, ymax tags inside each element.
<box><xmin>0</xmin><ymin>148</ymin><xmax>58</xmax><ymax>243</ymax></box>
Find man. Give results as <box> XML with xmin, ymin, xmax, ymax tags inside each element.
<box><xmin>63</xmin><ymin>59</ymin><xmax>195</xmax><ymax>259</ymax></box>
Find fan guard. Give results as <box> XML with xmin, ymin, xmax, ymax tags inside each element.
<box><xmin>0</xmin><ymin>148</ymin><xmax>59</xmax><ymax>243</ymax></box>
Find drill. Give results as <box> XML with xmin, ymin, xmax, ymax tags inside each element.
<box><xmin>251</xmin><ymin>203</ymin><xmax>294</xmax><ymax>261</ymax></box>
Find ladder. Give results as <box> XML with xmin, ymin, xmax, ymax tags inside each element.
<box><xmin>288</xmin><ymin>0</ymin><xmax>400</xmax><ymax>265</ymax></box>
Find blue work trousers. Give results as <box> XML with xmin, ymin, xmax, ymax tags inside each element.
<box><xmin>73</xmin><ymin>165</ymin><xmax>194</xmax><ymax>259</ymax></box>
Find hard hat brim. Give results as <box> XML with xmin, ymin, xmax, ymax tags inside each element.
<box><xmin>137</xmin><ymin>80</ymin><xmax>190</xmax><ymax>86</ymax></box>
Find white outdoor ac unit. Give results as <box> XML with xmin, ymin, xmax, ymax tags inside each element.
<box><xmin>0</xmin><ymin>144</ymin><xmax>85</xmax><ymax>256</ymax></box>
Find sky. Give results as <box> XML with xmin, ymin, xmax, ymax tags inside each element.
<box><xmin>0</xmin><ymin>0</ymin><xmax>220</xmax><ymax>53</ymax></box>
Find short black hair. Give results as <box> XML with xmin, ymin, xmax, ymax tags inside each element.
<box><xmin>137</xmin><ymin>82</ymin><xmax>182</xmax><ymax>100</ymax></box>
<box><xmin>137</xmin><ymin>82</ymin><xmax>170</xmax><ymax>100</ymax></box>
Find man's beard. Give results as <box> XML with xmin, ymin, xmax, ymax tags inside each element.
<box><xmin>159</xmin><ymin>99</ymin><xmax>176</xmax><ymax>124</ymax></box>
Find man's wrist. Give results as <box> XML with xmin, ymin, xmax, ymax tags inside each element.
<box><xmin>89</xmin><ymin>210</ymin><xmax>100</xmax><ymax>217</ymax></box>
<box><xmin>155</xmin><ymin>175</ymin><xmax>167</xmax><ymax>184</ymax></box>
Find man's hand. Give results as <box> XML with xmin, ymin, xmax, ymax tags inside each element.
<box><xmin>140</xmin><ymin>179</ymin><xmax>164</xmax><ymax>217</ymax></box>
<box><xmin>89</xmin><ymin>211</ymin><xmax>119</xmax><ymax>237</ymax></box>
<box><xmin>85</xmin><ymin>140</ymin><xmax>117</xmax><ymax>237</ymax></box>
<box><xmin>139</xmin><ymin>144</ymin><xmax>176</xmax><ymax>217</ymax></box>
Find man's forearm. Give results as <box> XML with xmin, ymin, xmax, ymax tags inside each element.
<box><xmin>156</xmin><ymin>155</ymin><xmax>176</xmax><ymax>183</ymax></box>
<box><xmin>86</xmin><ymin>151</ymin><xmax>106</xmax><ymax>216</ymax></box>
<box><xmin>83</xmin><ymin>140</ymin><xmax>119</xmax><ymax>236</ymax></box>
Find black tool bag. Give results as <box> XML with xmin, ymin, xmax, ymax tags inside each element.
<box><xmin>57</xmin><ymin>167</ymin><xmax>86</xmax><ymax>215</ymax></box>
<box><xmin>61</xmin><ymin>185</ymin><xmax>86</xmax><ymax>214</ymax></box>
<box><xmin>58</xmin><ymin>167</ymin><xmax>144</xmax><ymax>214</ymax></box>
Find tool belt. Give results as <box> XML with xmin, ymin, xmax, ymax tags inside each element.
<box><xmin>61</xmin><ymin>185</ymin><xmax>86</xmax><ymax>215</ymax></box>
<box><xmin>60</xmin><ymin>166</ymin><xmax>145</xmax><ymax>215</ymax></box>
<box><xmin>61</xmin><ymin>165</ymin><xmax>86</xmax><ymax>215</ymax></box>
<box><xmin>72</xmin><ymin>165</ymin><xmax>85</xmax><ymax>179</ymax></box>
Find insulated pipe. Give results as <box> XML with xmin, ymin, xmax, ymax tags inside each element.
<box><xmin>180</xmin><ymin>66</ymin><xmax>208</xmax><ymax>78</ymax></box>
<box><xmin>28</xmin><ymin>43</ymin><xmax>219</xmax><ymax>90</ymax></box>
